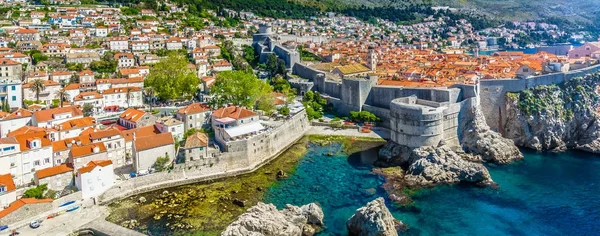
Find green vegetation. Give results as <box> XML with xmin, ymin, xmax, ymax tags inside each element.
<box><xmin>208</xmin><ymin>71</ymin><xmax>272</xmax><ymax>108</ymax></box>
<box><xmin>82</xmin><ymin>104</ymin><xmax>94</xmax><ymax>117</ymax></box>
<box><xmin>298</xmin><ymin>46</ymin><xmax>322</xmax><ymax>62</ymax></box>
<box><xmin>29</xmin><ymin>79</ymin><xmax>46</xmax><ymax>103</ymax></box>
<box><xmin>90</xmin><ymin>52</ymin><xmax>117</xmax><ymax>73</ymax></box>
<box><xmin>145</xmin><ymin>53</ymin><xmax>200</xmax><ymax>101</ymax></box>
<box><xmin>1</xmin><ymin>99</ymin><xmax>9</xmax><ymax>112</ymax></box>
<box><xmin>154</xmin><ymin>155</ymin><xmax>171</xmax><ymax>172</ymax></box>
<box><xmin>24</xmin><ymin>184</ymin><xmax>48</xmax><ymax>199</ymax></box>
<box><xmin>302</xmin><ymin>91</ymin><xmax>330</xmax><ymax>120</ymax></box>
<box><xmin>307</xmin><ymin>135</ymin><xmax>385</xmax><ymax>154</ymax></box>
<box><xmin>27</xmin><ymin>50</ymin><xmax>48</xmax><ymax>64</ymax></box>
<box><xmin>265</xmin><ymin>54</ymin><xmax>287</xmax><ymax>78</ymax></box>
<box><xmin>66</xmin><ymin>63</ymin><xmax>85</xmax><ymax>71</ymax></box>
<box><xmin>349</xmin><ymin>111</ymin><xmax>380</xmax><ymax>123</ymax></box>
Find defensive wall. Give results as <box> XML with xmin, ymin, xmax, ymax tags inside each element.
<box><xmin>98</xmin><ymin>110</ymin><xmax>310</xmax><ymax>204</ymax></box>
<box><xmin>480</xmin><ymin>64</ymin><xmax>600</xmax><ymax>131</ymax></box>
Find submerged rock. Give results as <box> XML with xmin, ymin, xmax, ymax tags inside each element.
<box><xmin>222</xmin><ymin>202</ymin><xmax>324</xmax><ymax>236</ymax></box>
<box><xmin>346</xmin><ymin>197</ymin><xmax>405</xmax><ymax>236</ymax></box>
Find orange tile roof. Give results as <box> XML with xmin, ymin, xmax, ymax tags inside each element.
<box><xmin>0</xmin><ymin>59</ymin><xmax>20</xmax><ymax>66</ymax></box>
<box><xmin>2</xmin><ymin>108</ymin><xmax>33</xmax><ymax>120</ymax></box>
<box><xmin>52</xmin><ymin>136</ymin><xmax>91</xmax><ymax>152</ymax></box>
<box><xmin>177</xmin><ymin>103</ymin><xmax>210</xmax><ymax>115</ymax></box>
<box><xmin>64</xmin><ymin>83</ymin><xmax>80</xmax><ymax>90</ymax></box>
<box><xmin>88</xmin><ymin>128</ymin><xmax>121</xmax><ymax>140</ymax></box>
<box><xmin>73</xmin><ymin>91</ymin><xmax>102</xmax><ymax>101</ymax></box>
<box><xmin>23</xmin><ymin>80</ymin><xmax>60</xmax><ymax>88</ymax></box>
<box><xmin>36</xmin><ymin>164</ymin><xmax>74</xmax><ymax>179</ymax></box>
<box><xmin>71</xmin><ymin>143</ymin><xmax>106</xmax><ymax>158</ymax></box>
<box><xmin>13</xmin><ymin>132</ymin><xmax>51</xmax><ymax>151</ymax></box>
<box><xmin>0</xmin><ymin>174</ymin><xmax>16</xmax><ymax>192</ymax></box>
<box><xmin>7</xmin><ymin>126</ymin><xmax>47</xmax><ymax>137</ymax></box>
<box><xmin>134</xmin><ymin>132</ymin><xmax>174</xmax><ymax>151</ymax></box>
<box><xmin>120</xmin><ymin>125</ymin><xmax>161</xmax><ymax>142</ymax></box>
<box><xmin>77</xmin><ymin>160</ymin><xmax>112</xmax><ymax>174</ymax></box>
<box><xmin>0</xmin><ymin>198</ymin><xmax>53</xmax><ymax>219</ymax></box>
<box><xmin>101</xmin><ymin>87</ymin><xmax>141</xmax><ymax>94</ymax></box>
<box><xmin>55</xmin><ymin>117</ymin><xmax>96</xmax><ymax>131</ymax></box>
<box><xmin>33</xmin><ymin>106</ymin><xmax>83</xmax><ymax>123</ymax></box>
<box><xmin>212</xmin><ymin>106</ymin><xmax>256</xmax><ymax>120</ymax></box>
<box><xmin>119</xmin><ymin>108</ymin><xmax>147</xmax><ymax>122</ymax></box>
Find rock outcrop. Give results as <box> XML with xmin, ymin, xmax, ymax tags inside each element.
<box><xmin>378</xmin><ymin>141</ymin><xmax>493</xmax><ymax>187</ymax></box>
<box><xmin>503</xmin><ymin>74</ymin><xmax>600</xmax><ymax>153</ymax></box>
<box><xmin>222</xmin><ymin>202</ymin><xmax>324</xmax><ymax>236</ymax></box>
<box><xmin>459</xmin><ymin>105</ymin><xmax>523</xmax><ymax>164</ymax></box>
<box><xmin>347</xmin><ymin>197</ymin><xmax>405</xmax><ymax>236</ymax></box>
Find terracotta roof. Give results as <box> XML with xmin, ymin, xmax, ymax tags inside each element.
<box><xmin>0</xmin><ymin>59</ymin><xmax>20</xmax><ymax>66</ymax></box>
<box><xmin>73</xmin><ymin>91</ymin><xmax>102</xmax><ymax>101</ymax></box>
<box><xmin>0</xmin><ymin>174</ymin><xmax>16</xmax><ymax>192</ymax></box>
<box><xmin>15</xmin><ymin>28</ymin><xmax>38</xmax><ymax>34</ymax></box>
<box><xmin>23</xmin><ymin>80</ymin><xmax>60</xmax><ymax>88</ymax></box>
<box><xmin>212</xmin><ymin>106</ymin><xmax>256</xmax><ymax>120</ymax></box>
<box><xmin>33</xmin><ymin>106</ymin><xmax>83</xmax><ymax>123</ymax></box>
<box><xmin>36</xmin><ymin>164</ymin><xmax>74</xmax><ymax>179</ymax></box>
<box><xmin>50</xmin><ymin>71</ymin><xmax>72</xmax><ymax>76</ymax></box>
<box><xmin>119</xmin><ymin>108</ymin><xmax>147</xmax><ymax>122</ymax></box>
<box><xmin>13</xmin><ymin>132</ymin><xmax>51</xmax><ymax>151</ymax></box>
<box><xmin>52</xmin><ymin>136</ymin><xmax>91</xmax><ymax>152</ymax></box>
<box><xmin>78</xmin><ymin>70</ymin><xmax>94</xmax><ymax>76</ymax></box>
<box><xmin>120</xmin><ymin>125</ymin><xmax>161</xmax><ymax>142</ymax></box>
<box><xmin>2</xmin><ymin>108</ymin><xmax>33</xmax><ymax>120</ymax></box>
<box><xmin>88</xmin><ymin>128</ymin><xmax>121</xmax><ymax>140</ymax></box>
<box><xmin>64</xmin><ymin>83</ymin><xmax>80</xmax><ymax>90</ymax></box>
<box><xmin>71</xmin><ymin>143</ymin><xmax>106</xmax><ymax>158</ymax></box>
<box><xmin>0</xmin><ymin>198</ymin><xmax>53</xmax><ymax>219</ymax></box>
<box><xmin>7</xmin><ymin>126</ymin><xmax>47</xmax><ymax>137</ymax></box>
<box><xmin>77</xmin><ymin>160</ymin><xmax>112</xmax><ymax>174</ymax></box>
<box><xmin>134</xmin><ymin>132</ymin><xmax>174</xmax><ymax>151</ymax></box>
<box><xmin>55</xmin><ymin>117</ymin><xmax>96</xmax><ymax>131</ymax></box>
<box><xmin>177</xmin><ymin>103</ymin><xmax>210</xmax><ymax>115</ymax></box>
<box><xmin>184</xmin><ymin>132</ymin><xmax>208</xmax><ymax>149</ymax></box>
<box><xmin>102</xmin><ymin>87</ymin><xmax>141</xmax><ymax>94</ymax></box>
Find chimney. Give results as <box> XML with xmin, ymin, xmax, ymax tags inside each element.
<box><xmin>133</xmin><ymin>132</ymin><xmax>136</xmax><ymax>141</ymax></box>
<box><xmin>93</xmin><ymin>146</ymin><xmax>100</xmax><ymax>153</ymax></box>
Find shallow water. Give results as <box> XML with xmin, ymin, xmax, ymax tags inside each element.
<box><xmin>264</xmin><ymin>144</ymin><xmax>600</xmax><ymax>235</ymax></box>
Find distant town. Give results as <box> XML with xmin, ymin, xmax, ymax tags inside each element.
<box><xmin>0</xmin><ymin>0</ymin><xmax>598</xmax><ymax>234</ymax></box>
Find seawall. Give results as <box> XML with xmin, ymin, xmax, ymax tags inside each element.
<box><xmin>98</xmin><ymin>110</ymin><xmax>310</xmax><ymax>204</ymax></box>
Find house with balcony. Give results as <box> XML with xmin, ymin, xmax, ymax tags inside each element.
<box><xmin>211</xmin><ymin>106</ymin><xmax>263</xmax><ymax>148</ymax></box>
<box><xmin>176</xmin><ymin>103</ymin><xmax>211</xmax><ymax>132</ymax></box>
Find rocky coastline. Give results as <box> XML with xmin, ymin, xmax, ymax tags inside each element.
<box><xmin>503</xmin><ymin>73</ymin><xmax>600</xmax><ymax>153</ymax></box>
<box><xmin>347</xmin><ymin>197</ymin><xmax>406</xmax><ymax>236</ymax></box>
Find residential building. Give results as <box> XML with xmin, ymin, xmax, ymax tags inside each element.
<box><xmin>41</xmin><ymin>43</ymin><xmax>70</xmax><ymax>57</ymax></box>
<box><xmin>166</xmin><ymin>37</ymin><xmax>183</xmax><ymax>50</ymax></box>
<box><xmin>0</xmin><ymin>174</ymin><xmax>17</xmax><ymax>208</ymax></box>
<box><xmin>75</xmin><ymin>160</ymin><xmax>114</xmax><ymax>199</ymax></box>
<box><xmin>114</xmin><ymin>52</ymin><xmax>135</xmax><ymax>68</ymax></box>
<box><xmin>0</xmin><ymin>52</ymin><xmax>31</xmax><ymax>65</ymax></box>
<box><xmin>54</xmin><ymin>117</ymin><xmax>96</xmax><ymax>140</ymax></box>
<box><xmin>132</xmin><ymin>132</ymin><xmax>175</xmax><ymax>172</ymax></box>
<box><xmin>108</xmin><ymin>36</ymin><xmax>129</xmax><ymax>51</ymax></box>
<box><xmin>65</xmin><ymin>52</ymin><xmax>100</xmax><ymax>65</ymax></box>
<box><xmin>155</xmin><ymin>117</ymin><xmax>184</xmax><ymax>141</ymax></box>
<box><xmin>69</xmin><ymin>143</ymin><xmax>108</xmax><ymax>170</ymax></box>
<box><xmin>50</xmin><ymin>71</ymin><xmax>72</xmax><ymax>84</ymax></box>
<box><xmin>119</xmin><ymin>108</ymin><xmax>157</xmax><ymax>129</ymax></box>
<box><xmin>34</xmin><ymin>164</ymin><xmax>74</xmax><ymax>192</ymax></box>
<box><xmin>182</xmin><ymin>132</ymin><xmax>218</xmax><ymax>162</ymax></box>
<box><xmin>0</xmin><ymin>59</ymin><xmax>22</xmax><ymax>83</ymax></box>
<box><xmin>211</xmin><ymin>106</ymin><xmax>262</xmax><ymax>147</ymax></box>
<box><xmin>102</xmin><ymin>87</ymin><xmax>143</xmax><ymax>109</ymax></box>
<box><xmin>0</xmin><ymin>109</ymin><xmax>33</xmax><ymax>138</ymax></box>
<box><xmin>0</xmin><ymin>79</ymin><xmax>22</xmax><ymax>110</ymax></box>
<box><xmin>13</xmin><ymin>29</ymin><xmax>40</xmax><ymax>41</ymax></box>
<box><xmin>86</xmin><ymin>128</ymin><xmax>126</xmax><ymax>168</ymax></box>
<box><xmin>31</xmin><ymin>106</ymin><xmax>83</xmax><ymax>128</ymax></box>
<box><xmin>78</xmin><ymin>70</ymin><xmax>95</xmax><ymax>85</ymax></box>
<box><xmin>11</xmin><ymin>132</ymin><xmax>54</xmax><ymax>186</ymax></box>
<box><xmin>72</xmin><ymin>92</ymin><xmax>104</xmax><ymax>114</ymax></box>
<box><xmin>176</xmin><ymin>103</ymin><xmax>211</xmax><ymax>132</ymax></box>
<box><xmin>22</xmin><ymin>80</ymin><xmax>61</xmax><ymax>105</ymax></box>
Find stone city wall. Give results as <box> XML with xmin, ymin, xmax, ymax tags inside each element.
<box><xmin>0</xmin><ymin>201</ymin><xmax>53</xmax><ymax>225</ymax></box>
<box><xmin>480</xmin><ymin>64</ymin><xmax>600</xmax><ymax>131</ymax></box>
<box><xmin>98</xmin><ymin>110</ymin><xmax>310</xmax><ymax>204</ymax></box>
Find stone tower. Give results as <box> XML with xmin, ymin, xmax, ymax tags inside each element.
<box><xmin>367</xmin><ymin>45</ymin><xmax>377</xmax><ymax>71</ymax></box>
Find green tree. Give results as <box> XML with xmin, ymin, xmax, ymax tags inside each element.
<box><xmin>266</xmin><ymin>54</ymin><xmax>278</xmax><ymax>76</ymax></box>
<box><xmin>56</xmin><ymin>89</ymin><xmax>69</xmax><ymax>108</ymax></box>
<box><xmin>2</xmin><ymin>99</ymin><xmax>10</xmax><ymax>112</ymax></box>
<box><xmin>144</xmin><ymin>53</ymin><xmax>200</xmax><ymax>100</ymax></box>
<box><xmin>83</xmin><ymin>104</ymin><xmax>94</xmax><ymax>117</ymax></box>
<box><xmin>144</xmin><ymin>87</ymin><xmax>155</xmax><ymax>111</ymax></box>
<box><xmin>29</xmin><ymin>79</ymin><xmax>45</xmax><ymax>103</ymax></box>
<box><xmin>24</xmin><ymin>184</ymin><xmax>48</xmax><ymax>199</ymax></box>
<box><xmin>256</xmin><ymin>93</ymin><xmax>276</xmax><ymax>115</ymax></box>
<box><xmin>209</xmin><ymin>71</ymin><xmax>272</xmax><ymax>108</ymax></box>
<box><xmin>278</xmin><ymin>106</ymin><xmax>290</xmax><ymax>116</ymax></box>
<box><xmin>154</xmin><ymin>155</ymin><xmax>170</xmax><ymax>172</ymax></box>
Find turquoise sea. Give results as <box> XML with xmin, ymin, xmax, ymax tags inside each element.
<box><xmin>264</xmin><ymin>143</ymin><xmax>600</xmax><ymax>235</ymax></box>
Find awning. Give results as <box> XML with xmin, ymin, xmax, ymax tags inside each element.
<box><xmin>224</xmin><ymin>122</ymin><xmax>265</xmax><ymax>138</ymax></box>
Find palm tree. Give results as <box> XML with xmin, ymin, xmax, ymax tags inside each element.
<box><xmin>56</xmin><ymin>89</ymin><xmax>69</xmax><ymax>108</ymax></box>
<box><xmin>29</xmin><ymin>79</ymin><xmax>45</xmax><ymax>103</ymax></box>
<box><xmin>144</xmin><ymin>87</ymin><xmax>155</xmax><ymax>111</ymax></box>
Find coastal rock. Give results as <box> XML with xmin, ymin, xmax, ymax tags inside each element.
<box><xmin>377</xmin><ymin>142</ymin><xmax>493</xmax><ymax>187</ymax></box>
<box><xmin>222</xmin><ymin>202</ymin><xmax>324</xmax><ymax>236</ymax></box>
<box><xmin>503</xmin><ymin>74</ymin><xmax>600</xmax><ymax>153</ymax></box>
<box><xmin>405</xmin><ymin>144</ymin><xmax>493</xmax><ymax>186</ymax></box>
<box><xmin>459</xmin><ymin>105</ymin><xmax>523</xmax><ymax>164</ymax></box>
<box><xmin>346</xmin><ymin>197</ymin><xmax>404</xmax><ymax>236</ymax></box>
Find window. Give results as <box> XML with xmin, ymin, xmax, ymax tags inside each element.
<box><xmin>11</xmin><ymin>96</ymin><xmax>15</xmax><ymax>101</ymax></box>
<box><xmin>11</xmin><ymin>86</ymin><xmax>15</xmax><ymax>91</ymax></box>
<box><xmin>0</xmin><ymin>186</ymin><xmax>5</xmax><ymax>192</ymax></box>
<box><xmin>34</xmin><ymin>160</ymin><xmax>40</xmax><ymax>166</ymax></box>
<box><xmin>44</xmin><ymin>158</ymin><xmax>50</xmax><ymax>164</ymax></box>
<box><xmin>56</xmin><ymin>159</ymin><xmax>62</xmax><ymax>164</ymax></box>
<box><xmin>188</xmin><ymin>150</ymin><xmax>192</xmax><ymax>153</ymax></box>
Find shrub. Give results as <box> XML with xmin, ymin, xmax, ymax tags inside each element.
<box><xmin>24</xmin><ymin>184</ymin><xmax>48</xmax><ymax>199</ymax></box>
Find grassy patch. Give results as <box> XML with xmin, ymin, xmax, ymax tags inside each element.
<box><xmin>307</xmin><ymin>134</ymin><xmax>385</xmax><ymax>154</ymax></box>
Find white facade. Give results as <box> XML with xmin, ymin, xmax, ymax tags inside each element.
<box><xmin>102</xmin><ymin>89</ymin><xmax>143</xmax><ymax>108</ymax></box>
<box><xmin>0</xmin><ymin>116</ymin><xmax>31</xmax><ymax>138</ymax></box>
<box><xmin>109</xmin><ymin>39</ymin><xmax>129</xmax><ymax>51</ymax></box>
<box><xmin>75</xmin><ymin>161</ymin><xmax>114</xmax><ymax>199</ymax></box>
<box><xmin>0</xmin><ymin>82</ymin><xmax>22</xmax><ymax>109</ymax></box>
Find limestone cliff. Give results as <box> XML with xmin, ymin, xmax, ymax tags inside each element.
<box><xmin>459</xmin><ymin>105</ymin><xmax>523</xmax><ymax>164</ymax></box>
<box><xmin>346</xmin><ymin>198</ymin><xmax>405</xmax><ymax>236</ymax></box>
<box><xmin>222</xmin><ymin>202</ymin><xmax>324</xmax><ymax>236</ymax></box>
<box><xmin>503</xmin><ymin>73</ymin><xmax>600</xmax><ymax>153</ymax></box>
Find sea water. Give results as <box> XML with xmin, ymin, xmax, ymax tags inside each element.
<box><xmin>264</xmin><ymin>143</ymin><xmax>600</xmax><ymax>235</ymax></box>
